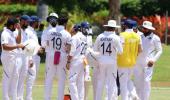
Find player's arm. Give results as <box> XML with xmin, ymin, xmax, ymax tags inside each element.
<box><xmin>148</xmin><ymin>36</ymin><xmax>162</xmax><ymax>67</ymax></box>
<box><xmin>41</xmin><ymin>30</ymin><xmax>48</xmax><ymax>48</ymax></box>
<box><xmin>138</xmin><ymin>36</ymin><xmax>142</xmax><ymax>54</ymax></box>
<box><xmin>15</xmin><ymin>23</ymin><xmax>22</xmax><ymax>44</ymax></box>
<box><xmin>66</xmin><ymin>34</ymin><xmax>75</xmax><ymax>70</ymax></box>
<box><xmin>1</xmin><ymin>33</ymin><xmax>24</xmax><ymax>50</ymax></box>
<box><xmin>93</xmin><ymin>36</ymin><xmax>100</xmax><ymax>52</ymax></box>
<box><xmin>115</xmin><ymin>37</ymin><xmax>123</xmax><ymax>54</ymax></box>
<box><xmin>152</xmin><ymin>37</ymin><xmax>162</xmax><ymax>62</ymax></box>
<box><xmin>2</xmin><ymin>44</ymin><xmax>24</xmax><ymax>51</ymax></box>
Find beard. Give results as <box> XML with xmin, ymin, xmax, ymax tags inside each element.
<box><xmin>51</xmin><ymin>23</ymin><xmax>57</xmax><ymax>27</ymax></box>
<box><xmin>144</xmin><ymin>31</ymin><xmax>151</xmax><ymax>36</ymax></box>
<box><xmin>22</xmin><ymin>24</ymin><xmax>28</xmax><ymax>29</ymax></box>
<box><xmin>11</xmin><ymin>27</ymin><xmax>16</xmax><ymax>32</ymax></box>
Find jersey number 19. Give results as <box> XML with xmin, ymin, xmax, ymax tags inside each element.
<box><xmin>51</xmin><ymin>37</ymin><xmax>62</xmax><ymax>50</ymax></box>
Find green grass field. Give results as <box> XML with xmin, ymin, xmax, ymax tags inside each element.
<box><xmin>0</xmin><ymin>45</ymin><xmax>170</xmax><ymax>99</ymax></box>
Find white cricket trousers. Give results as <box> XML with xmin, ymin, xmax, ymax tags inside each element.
<box><xmin>95</xmin><ymin>57</ymin><xmax>118</xmax><ymax>100</ymax></box>
<box><xmin>44</xmin><ymin>52</ymin><xmax>67</xmax><ymax>100</ymax></box>
<box><xmin>17</xmin><ymin>55</ymin><xmax>29</xmax><ymax>100</ymax></box>
<box><xmin>134</xmin><ymin>62</ymin><xmax>153</xmax><ymax>100</ymax></box>
<box><xmin>69</xmin><ymin>59</ymin><xmax>85</xmax><ymax>100</ymax></box>
<box><xmin>118</xmin><ymin>67</ymin><xmax>134</xmax><ymax>100</ymax></box>
<box><xmin>1</xmin><ymin>53</ymin><xmax>22</xmax><ymax>100</ymax></box>
<box><xmin>92</xmin><ymin>66</ymin><xmax>99</xmax><ymax>100</ymax></box>
<box><xmin>26</xmin><ymin>55</ymin><xmax>40</xmax><ymax>100</ymax></box>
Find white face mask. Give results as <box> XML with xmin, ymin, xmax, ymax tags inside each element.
<box><xmin>86</xmin><ymin>28</ymin><xmax>93</xmax><ymax>35</ymax></box>
<box><xmin>88</xmin><ymin>28</ymin><xmax>93</xmax><ymax>34</ymax></box>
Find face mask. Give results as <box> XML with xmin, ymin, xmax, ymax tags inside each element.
<box><xmin>49</xmin><ymin>18</ymin><xmax>57</xmax><ymax>27</ymax></box>
<box><xmin>87</xmin><ymin>28</ymin><xmax>93</xmax><ymax>34</ymax></box>
<box><xmin>82</xmin><ymin>28</ymin><xmax>88</xmax><ymax>36</ymax></box>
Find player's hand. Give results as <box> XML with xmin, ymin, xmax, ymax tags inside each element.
<box><xmin>66</xmin><ymin>62</ymin><xmax>70</xmax><ymax>70</ymax></box>
<box><xmin>147</xmin><ymin>60</ymin><xmax>154</xmax><ymax>67</ymax></box>
<box><xmin>38</xmin><ymin>47</ymin><xmax>45</xmax><ymax>54</ymax></box>
<box><xmin>17</xmin><ymin>44</ymin><xmax>25</xmax><ymax>49</ymax></box>
<box><xmin>29</xmin><ymin>60</ymin><xmax>34</xmax><ymax>68</ymax></box>
<box><xmin>16</xmin><ymin>23</ymin><xmax>21</xmax><ymax>32</ymax></box>
<box><xmin>65</xmin><ymin>43</ymin><xmax>71</xmax><ymax>53</ymax></box>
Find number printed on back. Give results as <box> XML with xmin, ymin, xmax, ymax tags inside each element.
<box><xmin>50</xmin><ymin>32</ymin><xmax>62</xmax><ymax>51</ymax></box>
<box><xmin>100</xmin><ymin>37</ymin><xmax>113</xmax><ymax>55</ymax></box>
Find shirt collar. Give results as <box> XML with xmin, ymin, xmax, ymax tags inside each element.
<box><xmin>28</xmin><ymin>26</ymin><xmax>34</xmax><ymax>31</ymax></box>
<box><xmin>56</xmin><ymin>25</ymin><xmax>65</xmax><ymax>32</ymax></box>
<box><xmin>141</xmin><ymin>32</ymin><xmax>154</xmax><ymax>39</ymax></box>
<box><xmin>125</xmin><ymin>29</ymin><xmax>134</xmax><ymax>33</ymax></box>
<box><xmin>5</xmin><ymin>28</ymin><xmax>13</xmax><ymax>34</ymax></box>
<box><xmin>104</xmin><ymin>31</ymin><xmax>116</xmax><ymax>35</ymax></box>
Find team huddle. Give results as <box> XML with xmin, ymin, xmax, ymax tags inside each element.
<box><xmin>1</xmin><ymin>12</ymin><xmax>162</xmax><ymax>100</ymax></box>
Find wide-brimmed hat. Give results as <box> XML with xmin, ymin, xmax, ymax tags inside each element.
<box><xmin>142</xmin><ymin>21</ymin><xmax>155</xmax><ymax>30</ymax></box>
<box><xmin>47</xmin><ymin>13</ymin><xmax>58</xmax><ymax>22</ymax></box>
<box><xmin>103</xmin><ymin>20</ymin><xmax>120</xmax><ymax>28</ymax></box>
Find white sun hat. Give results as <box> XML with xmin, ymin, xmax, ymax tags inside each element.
<box><xmin>47</xmin><ymin>12</ymin><xmax>58</xmax><ymax>22</ymax></box>
<box><xmin>23</xmin><ymin>39</ymin><xmax>40</xmax><ymax>56</ymax></box>
<box><xmin>142</xmin><ymin>21</ymin><xmax>155</xmax><ymax>30</ymax></box>
<box><xmin>49</xmin><ymin>13</ymin><xmax>58</xmax><ymax>18</ymax></box>
<box><xmin>104</xmin><ymin>20</ymin><xmax>120</xmax><ymax>28</ymax></box>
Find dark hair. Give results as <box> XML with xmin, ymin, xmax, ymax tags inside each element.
<box><xmin>58</xmin><ymin>13</ymin><xmax>69</xmax><ymax>25</ymax></box>
<box><xmin>105</xmin><ymin>27</ymin><xmax>115</xmax><ymax>31</ymax></box>
<box><xmin>6</xmin><ymin>17</ymin><xmax>18</xmax><ymax>28</ymax></box>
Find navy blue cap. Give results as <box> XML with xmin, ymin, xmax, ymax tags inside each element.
<box><xmin>20</xmin><ymin>15</ymin><xmax>30</xmax><ymax>21</ymax></box>
<box><xmin>30</xmin><ymin>16</ymin><xmax>40</xmax><ymax>22</ymax></box>
<box><xmin>73</xmin><ymin>24</ymin><xmax>81</xmax><ymax>31</ymax></box>
<box><xmin>121</xmin><ymin>19</ymin><xmax>126</xmax><ymax>25</ymax></box>
<box><xmin>6</xmin><ymin>17</ymin><xmax>18</xmax><ymax>26</ymax></box>
<box><xmin>81</xmin><ymin>21</ymin><xmax>90</xmax><ymax>28</ymax></box>
<box><xmin>124</xmin><ymin>19</ymin><xmax>137</xmax><ymax>28</ymax></box>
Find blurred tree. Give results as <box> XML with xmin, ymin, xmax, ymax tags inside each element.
<box><xmin>42</xmin><ymin>0</ymin><xmax>108</xmax><ymax>14</ymax></box>
<box><xmin>37</xmin><ymin>0</ymin><xmax>48</xmax><ymax>20</ymax></box>
<box><xmin>108</xmin><ymin>0</ymin><xmax>120</xmax><ymax>21</ymax></box>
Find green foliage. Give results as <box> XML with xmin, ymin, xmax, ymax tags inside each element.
<box><xmin>91</xmin><ymin>9</ymin><xmax>109</xmax><ymax>24</ymax></box>
<box><xmin>121</xmin><ymin>0</ymin><xmax>161</xmax><ymax>17</ymax></box>
<box><xmin>121</xmin><ymin>0</ymin><xmax>141</xmax><ymax>17</ymax></box>
<box><xmin>42</xmin><ymin>0</ymin><xmax>108</xmax><ymax>15</ymax></box>
<box><xmin>0</xmin><ymin>4</ymin><xmax>36</xmax><ymax>15</ymax></box>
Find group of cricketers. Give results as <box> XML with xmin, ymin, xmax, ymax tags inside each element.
<box><xmin>1</xmin><ymin>11</ymin><xmax>162</xmax><ymax>100</ymax></box>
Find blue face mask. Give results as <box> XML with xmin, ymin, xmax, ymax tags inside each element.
<box><xmin>49</xmin><ymin>18</ymin><xmax>57</xmax><ymax>27</ymax></box>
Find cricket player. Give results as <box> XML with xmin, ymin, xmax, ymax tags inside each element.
<box><xmin>44</xmin><ymin>13</ymin><xmax>72</xmax><ymax>100</ymax></box>
<box><xmin>80</xmin><ymin>21</ymin><xmax>93</xmax><ymax>100</ymax></box>
<box><xmin>93</xmin><ymin>20</ymin><xmax>123</xmax><ymax>100</ymax></box>
<box><xmin>134</xmin><ymin>21</ymin><xmax>162</xmax><ymax>100</ymax></box>
<box><xmin>117</xmin><ymin>19</ymin><xmax>142</xmax><ymax>100</ymax></box>
<box><xmin>24</xmin><ymin>15</ymin><xmax>43</xmax><ymax>100</ymax></box>
<box><xmin>67</xmin><ymin>21</ymin><xmax>91</xmax><ymax>100</ymax></box>
<box><xmin>17</xmin><ymin>15</ymin><xmax>32</xmax><ymax>100</ymax></box>
<box><xmin>1</xmin><ymin>17</ymin><xmax>24</xmax><ymax>100</ymax></box>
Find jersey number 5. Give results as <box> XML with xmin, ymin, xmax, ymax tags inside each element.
<box><xmin>51</xmin><ymin>37</ymin><xmax>62</xmax><ymax>50</ymax></box>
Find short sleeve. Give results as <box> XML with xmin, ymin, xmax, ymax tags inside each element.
<box><xmin>1</xmin><ymin>32</ymin><xmax>8</xmax><ymax>44</ymax></box>
<box><xmin>66</xmin><ymin>31</ymin><xmax>72</xmax><ymax>45</ymax></box>
<box><xmin>41</xmin><ymin>30</ymin><xmax>47</xmax><ymax>47</ymax></box>
<box><xmin>93</xmin><ymin>35</ymin><xmax>100</xmax><ymax>52</ymax></box>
